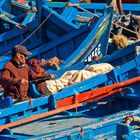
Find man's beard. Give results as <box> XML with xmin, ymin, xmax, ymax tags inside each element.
<box><xmin>18</xmin><ymin>61</ymin><xmax>25</xmax><ymax>67</ymax></box>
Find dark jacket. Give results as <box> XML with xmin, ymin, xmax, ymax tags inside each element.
<box><xmin>1</xmin><ymin>59</ymin><xmax>41</xmax><ymax>99</ymax></box>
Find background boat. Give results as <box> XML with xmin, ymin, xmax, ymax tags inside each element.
<box><xmin>91</xmin><ymin>0</ymin><xmax>140</xmax><ymax>3</ymax></box>
<box><xmin>47</xmin><ymin>2</ymin><xmax>140</xmax><ymax>16</ymax></box>
<box><xmin>0</xmin><ymin>4</ymin><xmax>113</xmax><ymax>70</ymax></box>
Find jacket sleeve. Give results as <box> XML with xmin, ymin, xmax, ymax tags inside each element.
<box><xmin>28</xmin><ymin>67</ymin><xmax>52</xmax><ymax>83</ymax></box>
<box><xmin>1</xmin><ymin>68</ymin><xmax>20</xmax><ymax>86</ymax></box>
<box><xmin>28</xmin><ymin>67</ymin><xmax>40</xmax><ymax>80</ymax></box>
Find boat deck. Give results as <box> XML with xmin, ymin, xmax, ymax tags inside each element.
<box><xmin>1</xmin><ymin>107</ymin><xmax>140</xmax><ymax>139</ymax></box>
<box><xmin>12</xmin><ymin>114</ymin><xmax>98</xmax><ymax>139</ymax></box>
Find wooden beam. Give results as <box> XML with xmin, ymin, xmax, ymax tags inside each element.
<box><xmin>0</xmin><ymin>103</ymin><xmax>82</xmax><ymax>131</ymax></box>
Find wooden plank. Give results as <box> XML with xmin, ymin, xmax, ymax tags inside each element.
<box><xmin>0</xmin><ymin>103</ymin><xmax>82</xmax><ymax>131</ymax></box>
<box><xmin>57</xmin><ymin>76</ymin><xmax>140</xmax><ymax>108</ymax></box>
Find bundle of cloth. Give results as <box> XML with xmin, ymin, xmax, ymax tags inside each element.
<box><xmin>44</xmin><ymin>63</ymin><xmax>114</xmax><ymax>95</ymax></box>
<box><xmin>27</xmin><ymin>58</ymin><xmax>47</xmax><ymax>76</ymax></box>
<box><xmin>41</xmin><ymin>57</ymin><xmax>63</xmax><ymax>70</ymax></box>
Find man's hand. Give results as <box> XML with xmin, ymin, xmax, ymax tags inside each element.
<box><xmin>49</xmin><ymin>74</ymin><xmax>56</xmax><ymax>79</ymax></box>
<box><xmin>18</xmin><ymin>79</ymin><xmax>28</xmax><ymax>85</ymax></box>
<box><xmin>31</xmin><ymin>7</ymin><xmax>37</xmax><ymax>12</ymax></box>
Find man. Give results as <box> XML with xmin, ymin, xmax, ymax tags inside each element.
<box><xmin>106</xmin><ymin>0</ymin><xmax>124</xmax><ymax>15</ymax></box>
<box><xmin>1</xmin><ymin>45</ymin><xmax>55</xmax><ymax>101</ymax></box>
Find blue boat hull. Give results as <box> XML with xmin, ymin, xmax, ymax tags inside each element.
<box><xmin>47</xmin><ymin>2</ymin><xmax>140</xmax><ymax>16</ymax></box>
<box><xmin>0</xmin><ymin>6</ymin><xmax>113</xmax><ymax>70</ymax></box>
<box><xmin>0</xmin><ymin>41</ymin><xmax>140</xmax><ymax>139</ymax></box>
<box><xmin>1</xmin><ymin>2</ymin><xmax>140</xmax><ymax>139</ymax></box>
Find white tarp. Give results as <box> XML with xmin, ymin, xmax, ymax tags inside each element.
<box><xmin>44</xmin><ymin>63</ymin><xmax>114</xmax><ymax>95</ymax></box>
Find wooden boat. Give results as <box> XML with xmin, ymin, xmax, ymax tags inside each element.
<box><xmin>0</xmin><ymin>0</ymin><xmax>98</xmax><ymax>56</ymax></box>
<box><xmin>0</xmin><ymin>0</ymin><xmax>38</xmax><ymax>32</ymax></box>
<box><xmin>0</xmin><ymin>0</ymin><xmax>81</xmax><ymax>55</ymax></box>
<box><xmin>91</xmin><ymin>0</ymin><xmax>140</xmax><ymax>3</ymax></box>
<box><xmin>1</xmin><ymin>2</ymin><xmax>140</xmax><ymax>139</ymax></box>
<box><xmin>0</xmin><ymin>103</ymin><xmax>140</xmax><ymax>139</ymax></box>
<box><xmin>0</xmin><ymin>0</ymin><xmax>43</xmax><ymax>55</ymax></box>
<box><xmin>44</xmin><ymin>0</ymin><xmax>140</xmax><ymax>3</ymax></box>
<box><xmin>48</xmin><ymin>39</ymin><xmax>140</xmax><ymax>75</ymax></box>
<box><xmin>47</xmin><ymin>2</ymin><xmax>140</xmax><ymax>42</ymax></box>
<box><xmin>0</xmin><ymin>4</ymin><xmax>114</xmax><ymax>69</ymax></box>
<box><xmin>47</xmin><ymin>2</ymin><xmax>140</xmax><ymax>38</ymax></box>
<box><xmin>47</xmin><ymin>2</ymin><xmax>140</xmax><ymax>16</ymax></box>
<box><xmin>0</xmin><ymin>40</ymin><xmax>140</xmax><ymax>139</ymax></box>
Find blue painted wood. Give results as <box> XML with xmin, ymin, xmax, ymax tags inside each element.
<box><xmin>21</xmin><ymin>12</ymin><xmax>36</xmax><ymax>24</ymax></box>
<box><xmin>0</xmin><ymin>2</ymin><xmax>140</xmax><ymax>139</ymax></box>
<box><xmin>0</xmin><ymin>0</ymin><xmax>11</xmax><ymax>13</ymax></box>
<box><xmin>11</xmin><ymin>0</ymin><xmax>30</xmax><ymax>12</ymax></box>
<box><xmin>0</xmin><ymin>40</ymin><xmax>140</xmax><ymax>126</ymax></box>
<box><xmin>0</xmin><ymin>106</ymin><xmax>140</xmax><ymax>139</ymax></box>
<box><xmin>49</xmin><ymin>40</ymin><xmax>140</xmax><ymax>76</ymax></box>
<box><xmin>0</xmin><ymin>0</ymin><xmax>79</xmax><ymax>56</ymax></box>
<box><xmin>0</xmin><ymin>0</ymin><xmax>113</xmax><ymax>70</ymax></box>
<box><xmin>0</xmin><ymin>6</ymin><xmax>113</xmax><ymax>70</ymax></box>
<box><xmin>47</xmin><ymin>2</ymin><xmax>140</xmax><ymax>16</ymax></box>
<box><xmin>0</xmin><ymin>97</ymin><xmax>12</xmax><ymax>109</ymax></box>
<box><xmin>60</xmin><ymin>7</ymin><xmax>113</xmax><ymax>68</ymax></box>
<box><xmin>42</xmin><ymin>5</ymin><xmax>79</xmax><ymax>31</ymax></box>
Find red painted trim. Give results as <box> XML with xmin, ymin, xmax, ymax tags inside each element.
<box><xmin>57</xmin><ymin>76</ymin><xmax>140</xmax><ymax>108</ymax></box>
<box><xmin>0</xmin><ymin>103</ymin><xmax>82</xmax><ymax>131</ymax></box>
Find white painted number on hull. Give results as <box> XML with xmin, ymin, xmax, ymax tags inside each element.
<box><xmin>86</xmin><ymin>43</ymin><xmax>101</xmax><ymax>62</ymax></box>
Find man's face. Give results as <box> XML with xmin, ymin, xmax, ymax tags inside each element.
<box><xmin>16</xmin><ymin>53</ymin><xmax>27</xmax><ymax>66</ymax></box>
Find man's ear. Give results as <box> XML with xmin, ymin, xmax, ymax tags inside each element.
<box><xmin>15</xmin><ymin>53</ymin><xmax>21</xmax><ymax>58</ymax></box>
